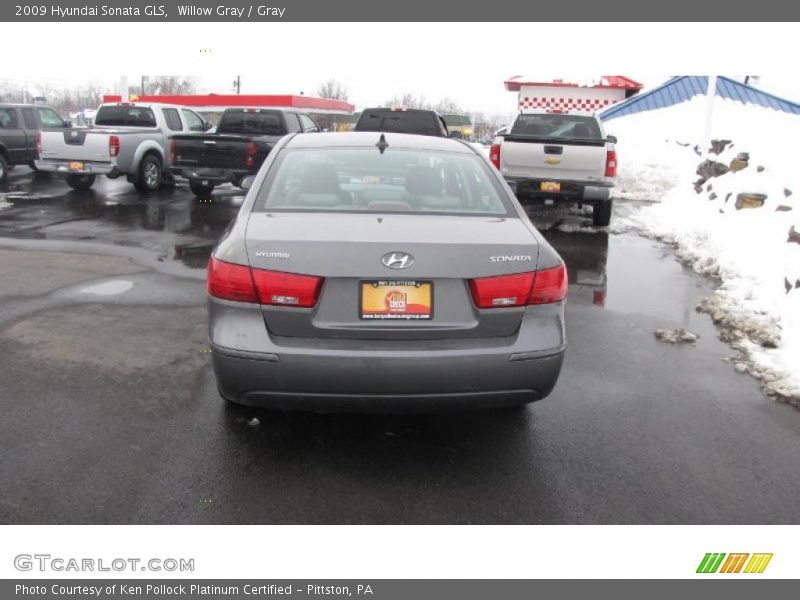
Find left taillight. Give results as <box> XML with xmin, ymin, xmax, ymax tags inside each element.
<box><xmin>109</xmin><ymin>135</ymin><xmax>120</xmax><ymax>158</ymax></box>
<box><xmin>468</xmin><ymin>264</ymin><xmax>567</xmax><ymax>309</ymax></box>
<box><xmin>605</xmin><ymin>149</ymin><xmax>617</xmax><ymax>178</ymax></box>
<box><xmin>35</xmin><ymin>131</ymin><xmax>42</xmax><ymax>159</ymax></box>
<box><xmin>207</xmin><ymin>257</ymin><xmax>323</xmax><ymax>308</ymax></box>
<box><xmin>489</xmin><ymin>143</ymin><xmax>501</xmax><ymax>169</ymax></box>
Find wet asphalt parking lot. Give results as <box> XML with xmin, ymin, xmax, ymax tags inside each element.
<box><xmin>1</xmin><ymin>167</ymin><xmax>799</xmax><ymax>524</ymax></box>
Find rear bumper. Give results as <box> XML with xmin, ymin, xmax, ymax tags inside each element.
<box><xmin>172</xmin><ymin>167</ymin><xmax>249</xmax><ymax>186</ymax></box>
<box><xmin>505</xmin><ymin>177</ymin><xmax>613</xmax><ymax>204</ymax></box>
<box><xmin>35</xmin><ymin>159</ymin><xmax>117</xmax><ymax>176</ymax></box>
<box><xmin>209</xmin><ymin>299</ymin><xmax>566</xmax><ymax>412</ymax></box>
<box><xmin>212</xmin><ymin>344</ymin><xmax>564</xmax><ymax>412</ymax></box>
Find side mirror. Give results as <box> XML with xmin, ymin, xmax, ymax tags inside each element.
<box><xmin>64</xmin><ymin>119</ymin><xmax>73</xmax><ymax>128</ymax></box>
<box><xmin>204</xmin><ymin>121</ymin><xmax>213</xmax><ymax>131</ymax></box>
<box><xmin>607</xmin><ymin>135</ymin><xmax>617</xmax><ymax>144</ymax></box>
<box><xmin>241</xmin><ymin>175</ymin><xmax>255</xmax><ymax>190</ymax></box>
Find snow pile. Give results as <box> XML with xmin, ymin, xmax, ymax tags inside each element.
<box><xmin>605</xmin><ymin>95</ymin><xmax>800</xmax><ymax>404</ymax></box>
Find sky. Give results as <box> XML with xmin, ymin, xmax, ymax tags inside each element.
<box><xmin>4</xmin><ymin>23</ymin><xmax>800</xmax><ymax>116</ymax></box>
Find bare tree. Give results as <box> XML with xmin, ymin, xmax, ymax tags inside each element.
<box><xmin>316</xmin><ymin>79</ymin><xmax>350</xmax><ymax>101</ymax></box>
<box><xmin>139</xmin><ymin>76</ymin><xmax>198</xmax><ymax>96</ymax></box>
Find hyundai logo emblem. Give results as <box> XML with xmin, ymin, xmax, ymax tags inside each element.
<box><xmin>381</xmin><ymin>252</ymin><xmax>414</xmax><ymax>269</ymax></box>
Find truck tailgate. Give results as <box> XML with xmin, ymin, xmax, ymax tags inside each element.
<box><xmin>501</xmin><ymin>137</ymin><xmax>607</xmax><ymax>181</ymax></box>
<box><xmin>172</xmin><ymin>134</ymin><xmax>271</xmax><ymax>170</ymax></box>
<box><xmin>39</xmin><ymin>129</ymin><xmax>112</xmax><ymax>163</ymax></box>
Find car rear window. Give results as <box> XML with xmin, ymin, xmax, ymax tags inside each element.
<box><xmin>355</xmin><ymin>110</ymin><xmax>442</xmax><ymax>136</ymax></box>
<box><xmin>218</xmin><ymin>110</ymin><xmax>286</xmax><ymax>135</ymax></box>
<box><xmin>95</xmin><ymin>106</ymin><xmax>157</xmax><ymax>127</ymax></box>
<box><xmin>510</xmin><ymin>114</ymin><xmax>602</xmax><ymax>140</ymax></box>
<box><xmin>255</xmin><ymin>147</ymin><xmax>513</xmax><ymax>217</ymax></box>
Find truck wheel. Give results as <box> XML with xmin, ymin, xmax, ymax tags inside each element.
<box><xmin>189</xmin><ymin>180</ymin><xmax>215</xmax><ymax>198</ymax></box>
<box><xmin>0</xmin><ymin>154</ymin><xmax>8</xmax><ymax>184</ymax></box>
<box><xmin>134</xmin><ymin>154</ymin><xmax>162</xmax><ymax>193</ymax></box>
<box><xmin>592</xmin><ymin>200</ymin><xmax>613</xmax><ymax>227</ymax></box>
<box><xmin>66</xmin><ymin>174</ymin><xmax>96</xmax><ymax>191</ymax></box>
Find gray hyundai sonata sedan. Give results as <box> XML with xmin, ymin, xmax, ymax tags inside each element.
<box><xmin>208</xmin><ymin>132</ymin><xmax>566</xmax><ymax>411</ymax></box>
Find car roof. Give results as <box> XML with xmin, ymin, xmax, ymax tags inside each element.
<box><xmin>284</xmin><ymin>131</ymin><xmax>475</xmax><ymax>153</ymax></box>
<box><xmin>0</xmin><ymin>103</ymin><xmax>55</xmax><ymax>109</ymax></box>
<box><xmin>360</xmin><ymin>107</ymin><xmax>442</xmax><ymax>115</ymax></box>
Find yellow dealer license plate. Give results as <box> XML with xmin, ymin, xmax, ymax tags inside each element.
<box><xmin>360</xmin><ymin>280</ymin><xmax>432</xmax><ymax>320</ymax></box>
<box><xmin>68</xmin><ymin>162</ymin><xmax>85</xmax><ymax>171</ymax></box>
<box><xmin>540</xmin><ymin>181</ymin><xmax>561</xmax><ymax>192</ymax></box>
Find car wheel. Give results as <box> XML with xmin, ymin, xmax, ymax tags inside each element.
<box><xmin>66</xmin><ymin>173</ymin><xmax>96</xmax><ymax>191</ymax></box>
<box><xmin>190</xmin><ymin>180</ymin><xmax>215</xmax><ymax>198</ymax></box>
<box><xmin>28</xmin><ymin>161</ymin><xmax>39</xmax><ymax>171</ymax></box>
<box><xmin>134</xmin><ymin>154</ymin><xmax>162</xmax><ymax>193</ymax></box>
<box><xmin>592</xmin><ymin>199</ymin><xmax>613</xmax><ymax>227</ymax></box>
<box><xmin>0</xmin><ymin>154</ymin><xmax>8</xmax><ymax>184</ymax></box>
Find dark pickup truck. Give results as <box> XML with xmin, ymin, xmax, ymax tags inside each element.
<box><xmin>170</xmin><ymin>107</ymin><xmax>320</xmax><ymax>197</ymax></box>
<box><xmin>0</xmin><ymin>103</ymin><xmax>70</xmax><ymax>184</ymax></box>
<box><xmin>354</xmin><ymin>107</ymin><xmax>449</xmax><ymax>137</ymax></box>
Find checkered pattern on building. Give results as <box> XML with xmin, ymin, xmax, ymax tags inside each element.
<box><xmin>519</xmin><ymin>96</ymin><xmax>619</xmax><ymax>112</ymax></box>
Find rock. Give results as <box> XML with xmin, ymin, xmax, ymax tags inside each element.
<box><xmin>706</xmin><ymin>183</ymin><xmax>713</xmax><ymax>192</ymax></box>
<box><xmin>709</xmin><ymin>192</ymin><xmax>718</xmax><ymax>201</ymax></box>
<box><xmin>735</xmin><ymin>193</ymin><xmax>767</xmax><ymax>210</ymax></box>
<box><xmin>693</xmin><ymin>180</ymin><xmax>705</xmax><ymax>194</ymax></box>
<box><xmin>757</xmin><ymin>165</ymin><xmax>765</xmax><ymax>172</ymax></box>
<box><xmin>734</xmin><ymin>362</ymin><xmax>748</xmax><ymax>374</ymax></box>
<box><xmin>729</xmin><ymin>158</ymin><xmax>749</xmax><ymax>172</ymax></box>
<box><xmin>784</xmin><ymin>188</ymin><xmax>793</xmax><ymax>197</ymax></box>
<box><xmin>786</xmin><ymin>278</ymin><xmax>793</xmax><ymax>294</ymax></box>
<box><xmin>709</xmin><ymin>139</ymin><xmax>732</xmax><ymax>155</ymax></box>
<box><xmin>725</xmin><ymin>192</ymin><xmax>732</xmax><ymax>203</ymax></box>
<box><xmin>654</xmin><ymin>328</ymin><xmax>699</xmax><ymax>344</ymax></box>
<box><xmin>736</xmin><ymin>152</ymin><xmax>750</xmax><ymax>161</ymax></box>
<box><xmin>788</xmin><ymin>225</ymin><xmax>800</xmax><ymax>244</ymax></box>
<box><xmin>696</xmin><ymin>159</ymin><xmax>729</xmax><ymax>179</ymax></box>
<box><xmin>246</xmin><ymin>417</ymin><xmax>260</xmax><ymax>427</ymax></box>
<box><xmin>775</xmin><ymin>205</ymin><xmax>792</xmax><ymax>212</ymax></box>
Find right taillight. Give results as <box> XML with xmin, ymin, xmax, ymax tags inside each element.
<box><xmin>207</xmin><ymin>257</ymin><xmax>323</xmax><ymax>308</ymax></box>
<box><xmin>35</xmin><ymin>131</ymin><xmax>42</xmax><ymax>159</ymax></box>
<box><xmin>468</xmin><ymin>264</ymin><xmax>567</xmax><ymax>309</ymax></box>
<box><xmin>245</xmin><ymin>142</ymin><xmax>257</xmax><ymax>168</ymax></box>
<box><xmin>605</xmin><ymin>149</ymin><xmax>617</xmax><ymax>178</ymax></box>
<box><xmin>109</xmin><ymin>135</ymin><xmax>120</xmax><ymax>158</ymax></box>
<box><xmin>489</xmin><ymin>143</ymin><xmax>501</xmax><ymax>169</ymax></box>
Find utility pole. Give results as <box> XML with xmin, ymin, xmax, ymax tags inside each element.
<box><xmin>141</xmin><ymin>75</ymin><xmax>147</xmax><ymax>96</ymax></box>
<box><xmin>233</xmin><ymin>76</ymin><xmax>241</xmax><ymax>94</ymax></box>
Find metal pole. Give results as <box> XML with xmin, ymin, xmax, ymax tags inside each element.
<box><xmin>702</xmin><ymin>75</ymin><xmax>717</xmax><ymax>159</ymax></box>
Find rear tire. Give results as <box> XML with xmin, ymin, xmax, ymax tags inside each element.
<box><xmin>190</xmin><ymin>180</ymin><xmax>215</xmax><ymax>198</ymax></box>
<box><xmin>133</xmin><ymin>154</ymin><xmax>162</xmax><ymax>193</ymax></box>
<box><xmin>592</xmin><ymin>199</ymin><xmax>613</xmax><ymax>227</ymax></box>
<box><xmin>0</xmin><ymin>154</ymin><xmax>8</xmax><ymax>184</ymax></box>
<box><xmin>66</xmin><ymin>173</ymin><xmax>96</xmax><ymax>190</ymax></box>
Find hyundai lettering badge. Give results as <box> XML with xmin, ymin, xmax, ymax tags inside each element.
<box><xmin>381</xmin><ymin>252</ymin><xmax>414</xmax><ymax>269</ymax></box>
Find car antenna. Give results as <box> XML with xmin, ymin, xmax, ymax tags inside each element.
<box><xmin>375</xmin><ymin>133</ymin><xmax>389</xmax><ymax>154</ymax></box>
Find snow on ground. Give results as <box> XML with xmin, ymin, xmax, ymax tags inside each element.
<box><xmin>605</xmin><ymin>95</ymin><xmax>800</xmax><ymax>404</ymax></box>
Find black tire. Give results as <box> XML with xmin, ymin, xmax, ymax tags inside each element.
<box><xmin>0</xmin><ymin>154</ymin><xmax>8</xmax><ymax>184</ymax></box>
<box><xmin>133</xmin><ymin>154</ymin><xmax>162</xmax><ymax>193</ymax></box>
<box><xmin>66</xmin><ymin>173</ymin><xmax>96</xmax><ymax>191</ymax></box>
<box><xmin>592</xmin><ymin>199</ymin><xmax>613</xmax><ymax>227</ymax></box>
<box><xmin>28</xmin><ymin>161</ymin><xmax>38</xmax><ymax>171</ymax></box>
<box><xmin>190</xmin><ymin>180</ymin><xmax>215</xmax><ymax>198</ymax></box>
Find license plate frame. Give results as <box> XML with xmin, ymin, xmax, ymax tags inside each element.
<box><xmin>540</xmin><ymin>181</ymin><xmax>561</xmax><ymax>192</ymax></box>
<box><xmin>68</xmin><ymin>161</ymin><xmax>86</xmax><ymax>172</ymax></box>
<box><xmin>360</xmin><ymin>280</ymin><xmax>433</xmax><ymax>320</ymax></box>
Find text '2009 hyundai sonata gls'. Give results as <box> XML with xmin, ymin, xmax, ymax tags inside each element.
<box><xmin>208</xmin><ymin>132</ymin><xmax>567</xmax><ymax>411</ymax></box>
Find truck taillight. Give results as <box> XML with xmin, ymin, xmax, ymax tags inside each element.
<box><xmin>169</xmin><ymin>139</ymin><xmax>175</xmax><ymax>164</ymax></box>
<box><xmin>245</xmin><ymin>142</ymin><xmax>257</xmax><ymax>168</ymax></box>
<box><xmin>35</xmin><ymin>131</ymin><xmax>42</xmax><ymax>159</ymax></box>
<box><xmin>605</xmin><ymin>149</ymin><xmax>617</xmax><ymax>178</ymax></box>
<box><xmin>468</xmin><ymin>264</ymin><xmax>567</xmax><ymax>309</ymax></box>
<box><xmin>109</xmin><ymin>135</ymin><xmax>120</xmax><ymax>158</ymax></box>
<box><xmin>489</xmin><ymin>144</ymin><xmax>501</xmax><ymax>169</ymax></box>
<box><xmin>207</xmin><ymin>257</ymin><xmax>323</xmax><ymax>308</ymax></box>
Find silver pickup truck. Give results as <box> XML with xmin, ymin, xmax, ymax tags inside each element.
<box><xmin>35</xmin><ymin>102</ymin><xmax>211</xmax><ymax>192</ymax></box>
<box><xmin>491</xmin><ymin>112</ymin><xmax>617</xmax><ymax>226</ymax></box>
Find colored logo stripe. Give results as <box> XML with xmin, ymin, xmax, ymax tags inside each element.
<box><xmin>744</xmin><ymin>553</ymin><xmax>773</xmax><ymax>574</ymax></box>
<box><xmin>697</xmin><ymin>553</ymin><xmax>773</xmax><ymax>574</ymax></box>
<box><xmin>697</xmin><ymin>553</ymin><xmax>726</xmax><ymax>573</ymax></box>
